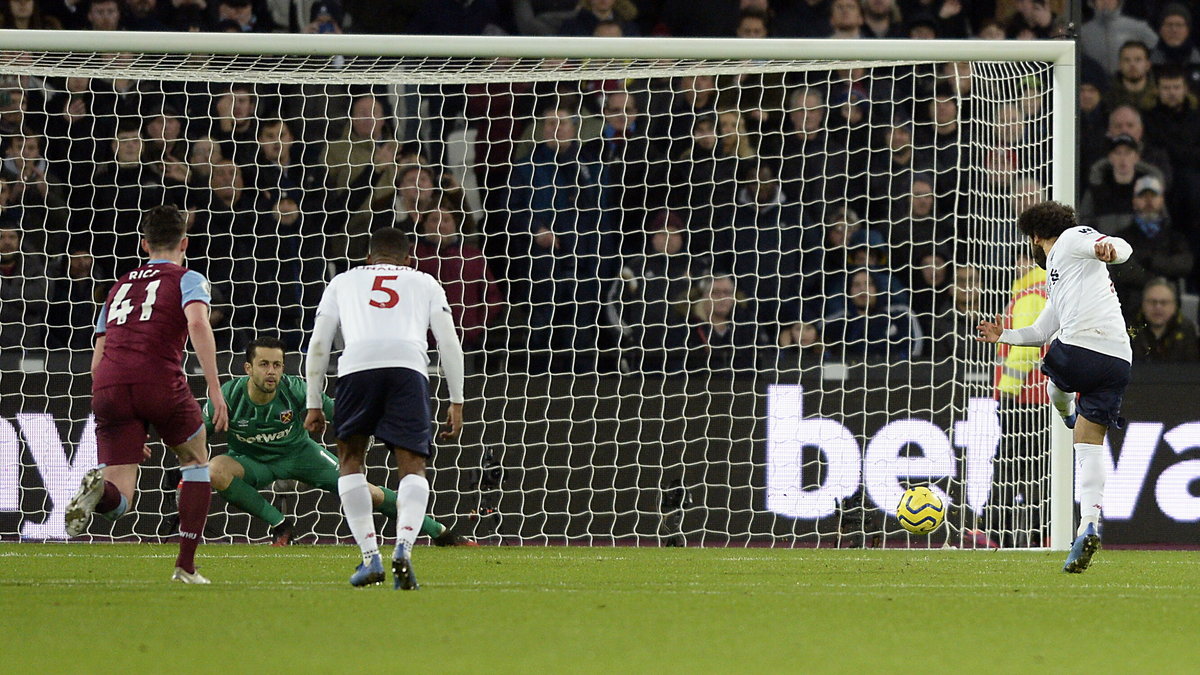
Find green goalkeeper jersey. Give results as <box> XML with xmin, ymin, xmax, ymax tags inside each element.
<box><xmin>204</xmin><ymin>374</ymin><xmax>335</xmax><ymax>461</ymax></box>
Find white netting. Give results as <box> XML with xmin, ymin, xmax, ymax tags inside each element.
<box><xmin>0</xmin><ymin>43</ymin><xmax>1058</xmax><ymax>547</ymax></box>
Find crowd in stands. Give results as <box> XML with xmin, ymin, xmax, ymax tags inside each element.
<box><xmin>0</xmin><ymin>0</ymin><xmax>1198</xmax><ymax>373</ymax></box>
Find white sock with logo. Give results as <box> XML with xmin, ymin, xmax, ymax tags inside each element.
<box><xmin>337</xmin><ymin>473</ymin><xmax>379</xmax><ymax>563</ymax></box>
<box><xmin>1046</xmin><ymin>380</ymin><xmax>1075</xmax><ymax>419</ymax></box>
<box><xmin>394</xmin><ymin>473</ymin><xmax>430</xmax><ymax>559</ymax></box>
<box><xmin>1075</xmin><ymin>443</ymin><xmax>1106</xmax><ymax>536</ymax></box>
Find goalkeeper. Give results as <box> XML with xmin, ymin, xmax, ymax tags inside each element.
<box><xmin>203</xmin><ymin>336</ymin><xmax>472</xmax><ymax>547</ymax></box>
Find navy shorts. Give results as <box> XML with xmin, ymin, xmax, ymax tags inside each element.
<box><xmin>334</xmin><ymin>367</ymin><xmax>432</xmax><ymax>456</ymax></box>
<box><xmin>1040</xmin><ymin>339</ymin><xmax>1131</xmax><ymax>429</ymax></box>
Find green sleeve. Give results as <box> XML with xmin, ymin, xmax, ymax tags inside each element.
<box><xmin>323</xmin><ymin>393</ymin><xmax>335</xmax><ymax>421</ymax></box>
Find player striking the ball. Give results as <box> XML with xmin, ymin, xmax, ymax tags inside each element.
<box><xmin>64</xmin><ymin>205</ymin><xmax>228</xmax><ymax>583</ymax></box>
<box><xmin>205</xmin><ymin>336</ymin><xmax>473</xmax><ymax>547</ymax></box>
<box><xmin>305</xmin><ymin>228</ymin><xmax>465</xmax><ymax>589</ymax></box>
<box><xmin>977</xmin><ymin>201</ymin><xmax>1133</xmax><ymax>573</ymax></box>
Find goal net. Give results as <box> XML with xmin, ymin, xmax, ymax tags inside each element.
<box><xmin>0</xmin><ymin>34</ymin><xmax>1074</xmax><ymax>548</ymax></box>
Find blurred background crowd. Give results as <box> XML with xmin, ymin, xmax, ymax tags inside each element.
<box><xmin>0</xmin><ymin>0</ymin><xmax>1197</xmax><ymax>376</ymax></box>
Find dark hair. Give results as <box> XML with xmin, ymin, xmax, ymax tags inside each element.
<box><xmin>739</xmin><ymin>8</ymin><xmax>771</xmax><ymax>31</ymax></box>
<box><xmin>245</xmin><ymin>336</ymin><xmax>287</xmax><ymax>364</ymax></box>
<box><xmin>1118</xmin><ymin>40</ymin><xmax>1151</xmax><ymax>59</ymax></box>
<box><xmin>1157</xmin><ymin>64</ymin><xmax>1188</xmax><ymax>83</ymax></box>
<box><xmin>141</xmin><ymin>204</ymin><xmax>187</xmax><ymax>249</ymax></box>
<box><xmin>1016</xmin><ymin>201</ymin><xmax>1076</xmax><ymax>240</ymax></box>
<box><xmin>369</xmin><ymin>227</ymin><xmax>411</xmax><ymax>260</ymax></box>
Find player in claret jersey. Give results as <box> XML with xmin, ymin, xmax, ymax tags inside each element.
<box><xmin>64</xmin><ymin>205</ymin><xmax>228</xmax><ymax>584</ymax></box>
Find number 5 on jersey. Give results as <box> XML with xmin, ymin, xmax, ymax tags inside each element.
<box><xmin>369</xmin><ymin>275</ymin><xmax>400</xmax><ymax>308</ymax></box>
<box><xmin>108</xmin><ymin>280</ymin><xmax>162</xmax><ymax>325</ymax></box>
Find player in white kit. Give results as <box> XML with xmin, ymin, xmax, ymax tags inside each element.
<box><xmin>304</xmin><ymin>228</ymin><xmax>465</xmax><ymax>589</ymax></box>
<box><xmin>977</xmin><ymin>201</ymin><xmax>1133</xmax><ymax>573</ymax></box>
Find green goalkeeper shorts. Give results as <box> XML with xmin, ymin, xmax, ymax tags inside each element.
<box><xmin>227</xmin><ymin>443</ymin><xmax>341</xmax><ymax>493</ymax></box>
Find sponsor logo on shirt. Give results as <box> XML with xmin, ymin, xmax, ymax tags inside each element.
<box><xmin>233</xmin><ymin>428</ymin><xmax>292</xmax><ymax>445</ymax></box>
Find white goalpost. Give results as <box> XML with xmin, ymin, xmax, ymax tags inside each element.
<box><xmin>0</xmin><ymin>30</ymin><xmax>1074</xmax><ymax>550</ymax></box>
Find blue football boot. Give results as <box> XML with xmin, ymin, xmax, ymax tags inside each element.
<box><xmin>350</xmin><ymin>553</ymin><xmax>385</xmax><ymax>587</ymax></box>
<box><xmin>392</xmin><ymin>545</ymin><xmax>419</xmax><ymax>591</ymax></box>
<box><xmin>1063</xmin><ymin>523</ymin><xmax>1101</xmax><ymax>574</ymax></box>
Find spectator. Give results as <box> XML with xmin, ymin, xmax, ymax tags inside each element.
<box><xmin>907</xmin><ymin>248</ymin><xmax>952</xmax><ymax>346</ymax></box>
<box><xmin>716</xmin><ymin>109</ymin><xmax>756</xmax><ymax>161</ymax></box>
<box><xmin>253</xmin><ymin>194</ymin><xmax>325</xmax><ymax>347</ymax></box>
<box><xmin>86</xmin><ymin>0</ymin><xmax>122</xmax><ymax>30</ymax></box>
<box><xmin>512</xmin><ymin>0</ymin><xmax>580</xmax><ymax>36</ymax></box>
<box><xmin>728</xmin><ymin>163</ymin><xmax>813</xmax><ymax>325</ymax></box>
<box><xmin>2</xmin><ymin>132</ymin><xmax>69</xmax><ymax>254</ymax></box>
<box><xmin>735</xmin><ymin>7</ymin><xmax>768</xmax><ymax>38</ymax></box>
<box><xmin>1130</xmin><ymin>278</ymin><xmax>1199</xmax><ymax>362</ymax></box>
<box><xmin>303</xmin><ymin>0</ymin><xmax>345</xmax><ymax>34</ymax></box>
<box><xmin>827</xmin><ymin>0</ymin><xmax>866</xmax><ymax>38</ymax></box>
<box><xmin>212</xmin><ymin>84</ymin><xmax>259</xmax><ymax>167</ymax></box>
<box><xmin>1081</xmin><ymin>0</ymin><xmax>1158</xmax><ymax>75</ymax></box>
<box><xmin>322</xmin><ymin>94</ymin><xmax>396</xmax><ymax>260</ymax></box>
<box><xmin>0</xmin><ymin>225</ymin><xmax>47</xmax><ymax>351</ymax></box>
<box><xmin>862</xmin><ymin>0</ymin><xmax>904</xmax><ymax>38</ymax></box>
<box><xmin>214</xmin><ymin>0</ymin><xmax>276</xmax><ymax>32</ymax></box>
<box><xmin>774</xmin><ymin>0</ymin><xmax>831</xmax><ymax>38</ymax></box>
<box><xmin>587</xmin><ymin>89</ymin><xmax>663</xmax><ymax>245</ymax></box>
<box><xmin>685</xmin><ymin>274</ymin><xmax>758</xmax><ymax>372</ymax></box>
<box><xmin>92</xmin><ymin>121</ymin><xmax>166</xmax><ymax>276</ymax></box>
<box><xmin>1144</xmin><ymin>65</ymin><xmax>1200</xmax><ymax>226</ymax></box>
<box><xmin>47</xmin><ymin>236</ymin><xmax>109</xmax><ymax>350</ymax></box>
<box><xmin>770</xmin><ymin>87</ymin><xmax>849</xmax><ymax>225</ymax></box>
<box><xmin>560</xmin><ymin>0</ymin><xmax>639</xmax><ymax>36</ymax></box>
<box><xmin>1105</xmin><ymin>104</ymin><xmax>1173</xmax><ymax>187</ymax></box>
<box><xmin>800</xmin><ymin>206</ymin><xmax>862</xmax><ymax>322</ymax></box>
<box><xmin>667</xmin><ymin>113</ymin><xmax>738</xmax><ymax>260</ymax></box>
<box><xmin>1079</xmin><ymin>134</ymin><xmax>1165</xmax><ymax>234</ymax></box>
<box><xmin>900</xmin><ymin>0</ymin><xmax>969</xmax><ymax>39</ymax></box>
<box><xmin>1078</xmin><ymin>74</ymin><xmax>1110</xmax><ymax>174</ymax></box>
<box><xmin>822</xmin><ymin>268</ymin><xmax>921</xmax><ymax>363</ymax></box>
<box><xmin>374</xmin><ymin>162</ymin><xmax>438</xmax><ymax>233</ymax></box>
<box><xmin>905</xmin><ymin>11</ymin><xmax>937</xmax><ymax>39</ymax></box>
<box><xmin>1109</xmin><ymin>175</ymin><xmax>1194</xmax><ymax>317</ymax></box>
<box><xmin>0</xmin><ymin>0</ymin><xmax>63</xmax><ymax>29</ymax></box>
<box><xmin>648</xmin><ymin>74</ymin><xmax>718</xmax><ymax>157</ymax></box>
<box><xmin>867</xmin><ymin>121</ymin><xmax>933</xmax><ymax>221</ymax></box>
<box><xmin>915</xmin><ymin>81</ymin><xmax>969</xmax><ymax>209</ymax></box>
<box><xmin>975</xmin><ymin>17</ymin><xmax>1006</xmax><ymax>40</ymax></box>
<box><xmin>250</xmin><ymin>118</ymin><xmax>329</xmax><ymax>216</ymax></box>
<box><xmin>605</xmin><ymin>210</ymin><xmax>696</xmax><ymax>373</ymax></box>
<box><xmin>411</xmin><ymin>201</ymin><xmax>502</xmax><ymax>351</ymax></box>
<box><xmin>1005</xmin><ymin>0</ymin><xmax>1056</xmax><ymax>40</ymax></box>
<box><xmin>776</xmin><ymin>320</ymin><xmax>825</xmax><ymax>369</ymax></box>
<box><xmin>125</xmin><ymin>0</ymin><xmax>168</xmax><ymax>30</ymax></box>
<box><xmin>508</xmin><ymin>101</ymin><xmax>615</xmax><ymax>372</ymax></box>
<box><xmin>1149</xmin><ymin>3</ymin><xmax>1200</xmax><ymax>86</ymax></box>
<box><xmin>1105</xmin><ymin>41</ymin><xmax>1158</xmax><ymax>112</ymax></box>
<box><xmin>889</xmin><ymin>173</ymin><xmax>952</xmax><ymax>263</ymax></box>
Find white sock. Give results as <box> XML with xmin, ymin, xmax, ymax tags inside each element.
<box><xmin>1075</xmin><ymin>443</ymin><xmax>1106</xmax><ymax>536</ymax></box>
<box><xmin>337</xmin><ymin>474</ymin><xmax>379</xmax><ymax>563</ymax></box>
<box><xmin>394</xmin><ymin>473</ymin><xmax>430</xmax><ymax>559</ymax></box>
<box><xmin>1046</xmin><ymin>380</ymin><xmax>1075</xmax><ymax>419</ymax></box>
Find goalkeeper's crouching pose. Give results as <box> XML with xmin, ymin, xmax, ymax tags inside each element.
<box><xmin>203</xmin><ymin>336</ymin><xmax>474</xmax><ymax>547</ymax></box>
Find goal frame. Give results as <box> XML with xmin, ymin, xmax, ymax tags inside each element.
<box><xmin>0</xmin><ymin>30</ymin><xmax>1077</xmax><ymax>550</ymax></box>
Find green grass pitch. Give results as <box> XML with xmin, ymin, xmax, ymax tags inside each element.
<box><xmin>2</xmin><ymin>544</ymin><xmax>1195</xmax><ymax>673</ymax></box>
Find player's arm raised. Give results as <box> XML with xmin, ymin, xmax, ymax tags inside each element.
<box><xmin>185</xmin><ymin>301</ymin><xmax>226</xmax><ymax>432</ymax></box>
<box><xmin>429</xmin><ymin>300</ymin><xmax>465</xmax><ymax>441</ymax></box>
<box><xmin>1091</xmin><ymin>234</ymin><xmax>1133</xmax><ymax>264</ymax></box>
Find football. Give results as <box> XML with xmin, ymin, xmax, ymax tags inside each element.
<box><xmin>896</xmin><ymin>486</ymin><xmax>946</xmax><ymax>535</ymax></box>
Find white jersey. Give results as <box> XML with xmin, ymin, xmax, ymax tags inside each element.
<box><xmin>1000</xmin><ymin>226</ymin><xmax>1133</xmax><ymax>362</ymax></box>
<box><xmin>305</xmin><ymin>263</ymin><xmax>465</xmax><ymax>407</ymax></box>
